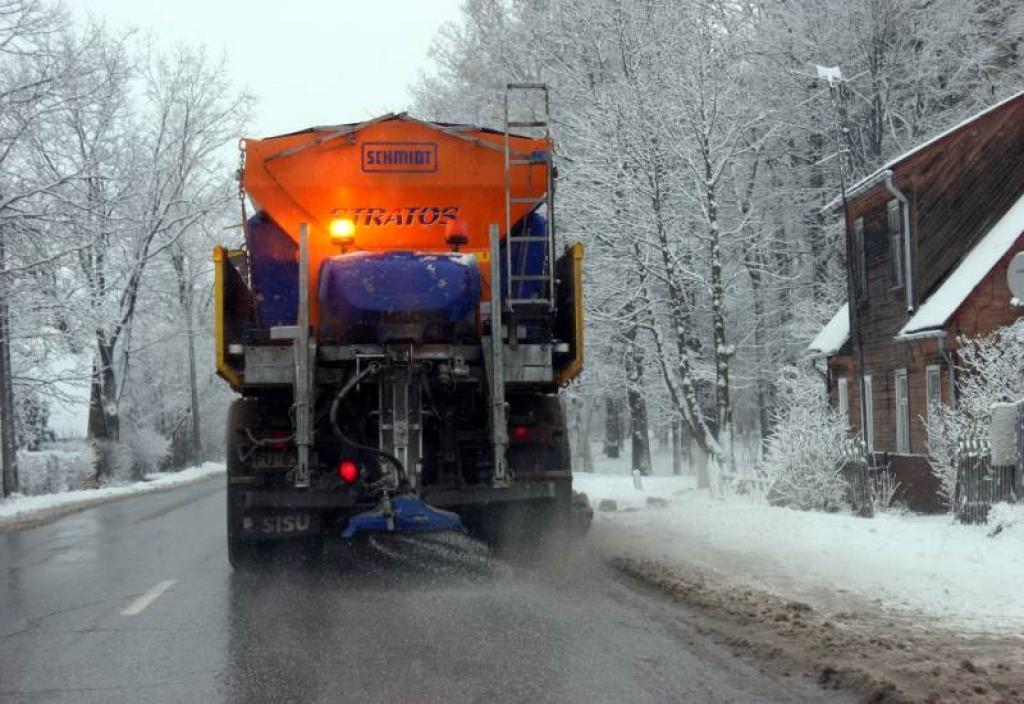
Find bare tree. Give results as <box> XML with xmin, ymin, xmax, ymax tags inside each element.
<box><xmin>0</xmin><ymin>1</ymin><xmax>90</xmax><ymax>496</ymax></box>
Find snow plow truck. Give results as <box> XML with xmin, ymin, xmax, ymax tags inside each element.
<box><xmin>213</xmin><ymin>85</ymin><xmax>587</xmax><ymax>567</ymax></box>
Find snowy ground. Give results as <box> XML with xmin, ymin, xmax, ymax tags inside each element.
<box><xmin>577</xmin><ymin>451</ymin><xmax>1024</xmax><ymax>636</ymax></box>
<box><xmin>0</xmin><ymin>462</ymin><xmax>225</xmax><ymax>530</ymax></box>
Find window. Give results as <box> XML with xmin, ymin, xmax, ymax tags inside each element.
<box><xmin>887</xmin><ymin>199</ymin><xmax>903</xmax><ymax>288</ymax></box>
<box><xmin>863</xmin><ymin>375</ymin><xmax>874</xmax><ymax>451</ymax></box>
<box><xmin>895</xmin><ymin>369</ymin><xmax>909</xmax><ymax>453</ymax></box>
<box><xmin>837</xmin><ymin>377</ymin><xmax>849</xmax><ymax>429</ymax></box>
<box><xmin>926</xmin><ymin>365</ymin><xmax>942</xmax><ymax>409</ymax></box>
<box><xmin>854</xmin><ymin>216</ymin><xmax>867</xmax><ymax>299</ymax></box>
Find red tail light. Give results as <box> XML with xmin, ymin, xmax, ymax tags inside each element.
<box><xmin>338</xmin><ymin>459</ymin><xmax>359</xmax><ymax>483</ymax></box>
<box><xmin>261</xmin><ymin>432</ymin><xmax>291</xmax><ymax>450</ymax></box>
<box><xmin>509</xmin><ymin>425</ymin><xmax>552</xmax><ymax>444</ymax></box>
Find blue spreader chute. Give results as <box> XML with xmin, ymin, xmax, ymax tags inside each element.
<box><xmin>342</xmin><ymin>495</ymin><xmax>464</xmax><ymax>539</ymax></box>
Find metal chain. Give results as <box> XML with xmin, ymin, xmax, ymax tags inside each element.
<box><xmin>236</xmin><ymin>139</ymin><xmax>248</xmax><ymax>249</ymax></box>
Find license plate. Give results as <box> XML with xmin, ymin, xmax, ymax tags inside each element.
<box><xmin>251</xmin><ymin>452</ymin><xmax>294</xmax><ymax>469</ymax></box>
<box><xmin>242</xmin><ymin>513</ymin><xmax>319</xmax><ymax>536</ymax></box>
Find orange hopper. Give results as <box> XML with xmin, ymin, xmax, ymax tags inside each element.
<box><xmin>241</xmin><ymin>114</ymin><xmax>551</xmax><ymax>323</ymax></box>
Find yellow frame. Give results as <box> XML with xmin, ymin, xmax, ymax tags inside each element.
<box><xmin>555</xmin><ymin>242</ymin><xmax>584</xmax><ymax>385</ymax></box>
<box><xmin>213</xmin><ymin>246</ymin><xmax>243</xmax><ymax>389</ymax></box>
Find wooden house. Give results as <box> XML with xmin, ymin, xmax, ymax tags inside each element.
<box><xmin>809</xmin><ymin>90</ymin><xmax>1024</xmax><ymax>512</ymax></box>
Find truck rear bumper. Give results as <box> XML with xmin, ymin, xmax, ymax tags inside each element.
<box><xmin>236</xmin><ymin>480</ymin><xmax>567</xmax><ymax>510</ymax></box>
<box><xmin>423</xmin><ymin>480</ymin><xmax>562</xmax><ymax>508</ymax></box>
<box><xmin>242</xmin><ymin>490</ymin><xmax>359</xmax><ymax>510</ymax></box>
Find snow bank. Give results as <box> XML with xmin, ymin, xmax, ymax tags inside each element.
<box><xmin>578</xmin><ymin>467</ymin><xmax>1024</xmax><ymax>635</ymax></box>
<box><xmin>0</xmin><ymin>462</ymin><xmax>225</xmax><ymax>529</ymax></box>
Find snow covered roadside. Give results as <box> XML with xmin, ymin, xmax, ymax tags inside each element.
<box><xmin>576</xmin><ymin>469</ymin><xmax>1024</xmax><ymax>635</ymax></box>
<box><xmin>0</xmin><ymin>462</ymin><xmax>225</xmax><ymax>531</ymax></box>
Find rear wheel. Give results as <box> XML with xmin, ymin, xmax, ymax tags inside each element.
<box><xmin>483</xmin><ymin>394</ymin><xmax>581</xmax><ymax>560</ymax></box>
<box><xmin>226</xmin><ymin>399</ymin><xmax>326</xmax><ymax>569</ymax></box>
<box><xmin>226</xmin><ymin>399</ymin><xmax>266</xmax><ymax>570</ymax></box>
<box><xmin>475</xmin><ymin>483</ymin><xmax>574</xmax><ymax>561</ymax></box>
<box><xmin>227</xmin><ymin>488</ymin><xmax>267</xmax><ymax>570</ymax></box>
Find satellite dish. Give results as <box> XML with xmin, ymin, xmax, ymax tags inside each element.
<box><xmin>1008</xmin><ymin>252</ymin><xmax>1024</xmax><ymax>302</ymax></box>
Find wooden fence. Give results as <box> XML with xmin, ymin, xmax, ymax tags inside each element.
<box><xmin>955</xmin><ymin>436</ymin><xmax>1021</xmax><ymax>525</ymax></box>
<box><xmin>950</xmin><ymin>401</ymin><xmax>1024</xmax><ymax>521</ymax></box>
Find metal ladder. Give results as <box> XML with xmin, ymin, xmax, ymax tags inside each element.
<box><xmin>503</xmin><ymin>83</ymin><xmax>555</xmax><ymax>311</ymax></box>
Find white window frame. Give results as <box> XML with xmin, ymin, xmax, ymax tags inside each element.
<box><xmin>863</xmin><ymin>375</ymin><xmax>874</xmax><ymax>451</ymax></box>
<box><xmin>887</xmin><ymin>199</ymin><xmax>903</xmax><ymax>289</ymax></box>
<box><xmin>926</xmin><ymin>365</ymin><xmax>942</xmax><ymax>409</ymax></box>
<box><xmin>837</xmin><ymin>377</ymin><xmax>849</xmax><ymax>429</ymax></box>
<box><xmin>854</xmin><ymin>216</ymin><xmax>867</xmax><ymax>299</ymax></box>
<box><xmin>895</xmin><ymin>369</ymin><xmax>909</xmax><ymax>454</ymax></box>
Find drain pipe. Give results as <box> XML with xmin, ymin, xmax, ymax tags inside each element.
<box><xmin>937</xmin><ymin>335</ymin><xmax>957</xmax><ymax>407</ymax></box>
<box><xmin>884</xmin><ymin>170</ymin><xmax>914</xmax><ymax>313</ymax></box>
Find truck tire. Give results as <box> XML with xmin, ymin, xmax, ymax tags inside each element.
<box><xmin>570</xmin><ymin>490</ymin><xmax>593</xmax><ymax>536</ymax></box>
<box><xmin>482</xmin><ymin>394</ymin><xmax>578</xmax><ymax>559</ymax></box>
<box><xmin>479</xmin><ymin>482</ymin><xmax>573</xmax><ymax>560</ymax></box>
<box><xmin>226</xmin><ymin>399</ymin><xmax>265</xmax><ymax>570</ymax></box>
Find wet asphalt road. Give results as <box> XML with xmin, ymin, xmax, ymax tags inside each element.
<box><xmin>0</xmin><ymin>477</ymin><xmax>844</xmax><ymax>703</ymax></box>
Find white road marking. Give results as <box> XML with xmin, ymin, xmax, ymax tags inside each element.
<box><xmin>121</xmin><ymin>579</ymin><xmax>177</xmax><ymax>616</ymax></box>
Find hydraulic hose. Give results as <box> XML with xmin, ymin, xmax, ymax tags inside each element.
<box><xmin>329</xmin><ymin>364</ymin><xmax>408</xmax><ymax>486</ymax></box>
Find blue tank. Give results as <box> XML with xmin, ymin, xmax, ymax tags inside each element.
<box><xmin>246</xmin><ymin>213</ymin><xmax>298</xmax><ymax>327</ymax></box>
<box><xmin>318</xmin><ymin>251</ymin><xmax>481</xmax><ymax>324</ymax></box>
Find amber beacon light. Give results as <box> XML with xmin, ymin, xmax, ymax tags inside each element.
<box><xmin>329</xmin><ymin>217</ymin><xmax>356</xmax><ymax>249</ymax></box>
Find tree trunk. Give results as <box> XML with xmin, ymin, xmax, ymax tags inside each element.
<box><xmin>694</xmin><ymin>440</ymin><xmax>710</xmax><ymax>489</ymax></box>
<box><xmin>806</xmin><ymin>131</ymin><xmax>830</xmax><ymax>303</ymax></box>
<box><xmin>671</xmin><ymin>416</ymin><xmax>683</xmax><ymax>476</ymax></box>
<box><xmin>706</xmin><ymin>160</ymin><xmax>734</xmax><ymax>476</ymax></box>
<box><xmin>172</xmin><ymin>244</ymin><xmax>202</xmax><ymax>467</ymax></box>
<box><xmin>0</xmin><ymin>229</ymin><xmax>16</xmax><ymax>496</ymax></box>
<box><xmin>744</xmin><ymin>250</ymin><xmax>771</xmax><ymax>448</ymax></box>
<box><xmin>88</xmin><ymin>334</ymin><xmax>120</xmax><ymax>481</ymax></box>
<box><xmin>603</xmin><ymin>395</ymin><xmax>621</xmax><ymax>458</ymax></box>
<box><xmin>568</xmin><ymin>395</ymin><xmax>594</xmax><ymax>473</ymax></box>
<box><xmin>655</xmin><ymin>421</ymin><xmax>669</xmax><ymax>453</ymax></box>
<box><xmin>641</xmin><ymin>192</ymin><xmax>723</xmax><ymax>467</ymax></box>
<box><xmin>185</xmin><ymin>309</ymin><xmax>202</xmax><ymax>465</ymax></box>
<box><xmin>581</xmin><ymin>405</ymin><xmax>595</xmax><ymax>473</ymax></box>
<box><xmin>622</xmin><ymin>314</ymin><xmax>651</xmax><ymax>476</ymax></box>
<box><xmin>627</xmin><ymin>385</ymin><xmax>651</xmax><ymax>475</ymax></box>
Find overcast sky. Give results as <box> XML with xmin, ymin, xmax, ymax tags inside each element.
<box><xmin>73</xmin><ymin>0</ymin><xmax>465</xmax><ymax>137</ymax></box>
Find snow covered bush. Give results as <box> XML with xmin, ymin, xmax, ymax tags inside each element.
<box><xmin>923</xmin><ymin>406</ymin><xmax>965</xmax><ymax>509</ymax></box>
<box><xmin>925</xmin><ymin>319</ymin><xmax>1024</xmax><ymax>509</ymax></box>
<box><xmin>14</xmin><ymin>390</ymin><xmax>52</xmax><ymax>450</ymax></box>
<box><xmin>97</xmin><ymin>426</ymin><xmax>171</xmax><ymax>484</ymax></box>
<box><xmin>17</xmin><ymin>445</ymin><xmax>96</xmax><ymax>496</ymax></box>
<box><xmin>112</xmin><ymin>426</ymin><xmax>171</xmax><ymax>483</ymax></box>
<box><xmin>762</xmin><ymin>365</ymin><xmax>850</xmax><ymax>511</ymax></box>
<box><xmin>869</xmin><ymin>468</ymin><xmax>903</xmax><ymax>515</ymax></box>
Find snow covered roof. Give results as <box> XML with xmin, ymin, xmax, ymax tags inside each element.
<box><xmin>825</xmin><ymin>89</ymin><xmax>1024</xmax><ymax>212</ymax></box>
<box><xmin>808</xmin><ymin>303</ymin><xmax>849</xmax><ymax>356</ymax></box>
<box><xmin>898</xmin><ymin>193</ymin><xmax>1024</xmax><ymax>338</ymax></box>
